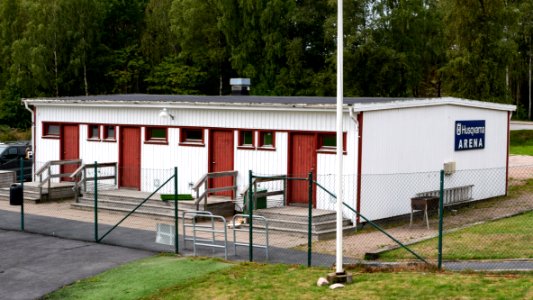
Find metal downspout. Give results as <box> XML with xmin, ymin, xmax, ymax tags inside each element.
<box><xmin>349</xmin><ymin>107</ymin><xmax>359</xmax><ymax>226</ymax></box>
<box><xmin>23</xmin><ymin>100</ymin><xmax>35</xmax><ymax>181</ymax></box>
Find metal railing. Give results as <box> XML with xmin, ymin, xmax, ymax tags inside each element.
<box><xmin>35</xmin><ymin>159</ymin><xmax>82</xmax><ymax>201</ymax></box>
<box><xmin>232</xmin><ymin>214</ymin><xmax>269</xmax><ymax>261</ymax></box>
<box><xmin>192</xmin><ymin>170</ymin><xmax>238</xmax><ymax>210</ymax></box>
<box><xmin>70</xmin><ymin>162</ymin><xmax>117</xmax><ymax>202</ymax></box>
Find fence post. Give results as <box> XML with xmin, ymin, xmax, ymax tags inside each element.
<box><xmin>308</xmin><ymin>171</ymin><xmax>313</xmax><ymax>267</ymax></box>
<box><xmin>94</xmin><ymin>161</ymin><xmax>99</xmax><ymax>242</ymax></box>
<box><xmin>438</xmin><ymin>169</ymin><xmax>444</xmax><ymax>270</ymax></box>
<box><xmin>174</xmin><ymin>167</ymin><xmax>178</xmax><ymax>254</ymax></box>
<box><xmin>248</xmin><ymin>170</ymin><xmax>253</xmax><ymax>262</ymax></box>
<box><xmin>20</xmin><ymin>158</ymin><xmax>24</xmax><ymax>231</ymax></box>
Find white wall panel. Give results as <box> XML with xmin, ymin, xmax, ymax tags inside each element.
<box><xmin>360</xmin><ymin>106</ymin><xmax>509</xmax><ymax>220</ymax></box>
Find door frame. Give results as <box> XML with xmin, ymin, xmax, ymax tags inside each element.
<box><xmin>287</xmin><ymin>131</ymin><xmax>317</xmax><ymax>207</ymax></box>
<box><xmin>208</xmin><ymin>129</ymin><xmax>235</xmax><ymax>197</ymax></box>
<box><xmin>119</xmin><ymin>126</ymin><xmax>141</xmax><ymax>190</ymax></box>
<box><xmin>60</xmin><ymin>124</ymin><xmax>79</xmax><ymax>182</ymax></box>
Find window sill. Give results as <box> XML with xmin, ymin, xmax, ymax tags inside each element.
<box><xmin>87</xmin><ymin>138</ymin><xmax>101</xmax><ymax>142</ymax></box>
<box><xmin>257</xmin><ymin>146</ymin><xmax>276</xmax><ymax>151</ymax></box>
<box><xmin>43</xmin><ymin>135</ymin><xmax>60</xmax><ymax>139</ymax></box>
<box><xmin>317</xmin><ymin>148</ymin><xmax>347</xmax><ymax>155</ymax></box>
<box><xmin>145</xmin><ymin>140</ymin><xmax>168</xmax><ymax>145</ymax></box>
<box><xmin>237</xmin><ymin>145</ymin><xmax>255</xmax><ymax>150</ymax></box>
<box><xmin>102</xmin><ymin>139</ymin><xmax>117</xmax><ymax>143</ymax></box>
<box><xmin>179</xmin><ymin>142</ymin><xmax>205</xmax><ymax>147</ymax></box>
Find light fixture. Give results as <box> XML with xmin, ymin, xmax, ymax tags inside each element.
<box><xmin>158</xmin><ymin>108</ymin><xmax>174</xmax><ymax>120</ymax></box>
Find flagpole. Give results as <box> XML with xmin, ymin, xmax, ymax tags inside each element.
<box><xmin>335</xmin><ymin>0</ymin><xmax>344</xmax><ymax>275</ymax></box>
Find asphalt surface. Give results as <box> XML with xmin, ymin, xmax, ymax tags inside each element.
<box><xmin>0</xmin><ymin>229</ymin><xmax>153</xmax><ymax>300</ymax></box>
<box><xmin>0</xmin><ymin>209</ymin><xmax>531</xmax><ymax>299</ymax></box>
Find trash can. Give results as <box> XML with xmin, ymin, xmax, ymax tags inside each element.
<box><xmin>244</xmin><ymin>189</ymin><xmax>267</xmax><ymax>213</ymax></box>
<box><xmin>10</xmin><ymin>183</ymin><xmax>23</xmax><ymax>206</ymax></box>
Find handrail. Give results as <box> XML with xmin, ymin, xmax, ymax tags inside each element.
<box><xmin>70</xmin><ymin>162</ymin><xmax>118</xmax><ymax>202</ymax></box>
<box><xmin>192</xmin><ymin>170</ymin><xmax>238</xmax><ymax>210</ymax></box>
<box><xmin>240</xmin><ymin>174</ymin><xmax>287</xmax><ymax>211</ymax></box>
<box><xmin>35</xmin><ymin>159</ymin><xmax>82</xmax><ymax>201</ymax></box>
<box><xmin>35</xmin><ymin>161</ymin><xmax>51</xmax><ymax>176</ymax></box>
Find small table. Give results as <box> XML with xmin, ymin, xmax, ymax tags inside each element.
<box><xmin>410</xmin><ymin>196</ymin><xmax>439</xmax><ymax>229</ymax></box>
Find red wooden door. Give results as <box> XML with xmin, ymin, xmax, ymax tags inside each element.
<box><xmin>60</xmin><ymin>124</ymin><xmax>79</xmax><ymax>181</ymax></box>
<box><xmin>288</xmin><ymin>133</ymin><xmax>316</xmax><ymax>205</ymax></box>
<box><xmin>209</xmin><ymin>130</ymin><xmax>234</xmax><ymax>197</ymax></box>
<box><xmin>120</xmin><ymin>127</ymin><xmax>141</xmax><ymax>189</ymax></box>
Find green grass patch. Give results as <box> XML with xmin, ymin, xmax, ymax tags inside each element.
<box><xmin>44</xmin><ymin>256</ymin><xmax>231</xmax><ymax>300</ymax></box>
<box><xmin>510</xmin><ymin>130</ymin><xmax>533</xmax><ymax>156</ymax></box>
<box><xmin>380</xmin><ymin>211</ymin><xmax>533</xmax><ymax>261</ymax></box>
<box><xmin>45</xmin><ymin>258</ymin><xmax>532</xmax><ymax>299</ymax></box>
<box><xmin>160</xmin><ymin>194</ymin><xmax>194</xmax><ymax>201</ymax></box>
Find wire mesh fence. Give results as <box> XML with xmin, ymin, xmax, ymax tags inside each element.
<box><xmin>0</xmin><ymin>163</ymin><xmax>531</xmax><ymax>269</ymax></box>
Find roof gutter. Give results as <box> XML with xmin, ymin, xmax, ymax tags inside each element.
<box><xmin>352</xmin><ymin>97</ymin><xmax>516</xmax><ymax>113</ymax></box>
<box><xmin>22</xmin><ymin>99</ymin><xmax>352</xmax><ymax>113</ymax></box>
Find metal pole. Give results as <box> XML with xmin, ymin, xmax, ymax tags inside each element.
<box><xmin>174</xmin><ymin>167</ymin><xmax>178</xmax><ymax>254</ymax></box>
<box><xmin>94</xmin><ymin>161</ymin><xmax>98</xmax><ymax>242</ymax></box>
<box><xmin>308</xmin><ymin>171</ymin><xmax>313</xmax><ymax>267</ymax></box>
<box><xmin>248</xmin><ymin>170</ymin><xmax>253</xmax><ymax>262</ymax></box>
<box><xmin>335</xmin><ymin>0</ymin><xmax>345</xmax><ymax>275</ymax></box>
<box><xmin>438</xmin><ymin>170</ymin><xmax>444</xmax><ymax>270</ymax></box>
<box><xmin>20</xmin><ymin>158</ymin><xmax>24</xmax><ymax>231</ymax></box>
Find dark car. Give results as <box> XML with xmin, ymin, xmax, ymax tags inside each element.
<box><xmin>0</xmin><ymin>142</ymin><xmax>33</xmax><ymax>182</ymax></box>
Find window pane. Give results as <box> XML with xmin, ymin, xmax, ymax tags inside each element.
<box><xmin>322</xmin><ymin>134</ymin><xmax>336</xmax><ymax>147</ymax></box>
<box><xmin>262</xmin><ymin>132</ymin><xmax>273</xmax><ymax>146</ymax></box>
<box><xmin>46</xmin><ymin>125</ymin><xmax>60</xmax><ymax>136</ymax></box>
<box><xmin>242</xmin><ymin>131</ymin><xmax>253</xmax><ymax>145</ymax></box>
<box><xmin>106</xmin><ymin>126</ymin><xmax>115</xmax><ymax>139</ymax></box>
<box><xmin>150</xmin><ymin>128</ymin><xmax>166</xmax><ymax>139</ymax></box>
<box><xmin>185</xmin><ymin>129</ymin><xmax>202</xmax><ymax>141</ymax></box>
<box><xmin>90</xmin><ymin>125</ymin><xmax>99</xmax><ymax>138</ymax></box>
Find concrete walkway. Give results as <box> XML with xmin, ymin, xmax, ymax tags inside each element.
<box><xmin>0</xmin><ymin>229</ymin><xmax>153</xmax><ymax>300</ymax></box>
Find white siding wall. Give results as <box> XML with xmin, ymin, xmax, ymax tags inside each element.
<box><xmin>34</xmin><ymin>105</ymin><xmax>358</xmax><ymax>212</ymax></box>
<box><xmin>360</xmin><ymin>106</ymin><xmax>508</xmax><ymax>220</ymax></box>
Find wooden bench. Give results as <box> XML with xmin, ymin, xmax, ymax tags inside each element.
<box><xmin>410</xmin><ymin>196</ymin><xmax>439</xmax><ymax>229</ymax></box>
<box><xmin>411</xmin><ymin>185</ymin><xmax>474</xmax><ymax>229</ymax></box>
<box><xmin>416</xmin><ymin>185</ymin><xmax>473</xmax><ymax>206</ymax></box>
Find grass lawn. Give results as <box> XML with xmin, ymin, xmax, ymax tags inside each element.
<box><xmin>510</xmin><ymin>130</ymin><xmax>533</xmax><ymax>156</ymax></box>
<box><xmin>45</xmin><ymin>257</ymin><xmax>532</xmax><ymax>300</ymax></box>
<box><xmin>44</xmin><ymin>256</ymin><xmax>231</xmax><ymax>300</ymax></box>
<box><xmin>379</xmin><ymin>211</ymin><xmax>533</xmax><ymax>261</ymax></box>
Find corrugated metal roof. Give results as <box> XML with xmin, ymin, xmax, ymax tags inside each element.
<box><xmin>23</xmin><ymin>94</ymin><xmax>516</xmax><ymax>112</ymax></box>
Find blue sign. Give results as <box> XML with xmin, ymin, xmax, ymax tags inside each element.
<box><xmin>455</xmin><ymin>120</ymin><xmax>485</xmax><ymax>151</ymax></box>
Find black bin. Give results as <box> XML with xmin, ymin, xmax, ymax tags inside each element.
<box><xmin>10</xmin><ymin>184</ymin><xmax>23</xmax><ymax>206</ymax></box>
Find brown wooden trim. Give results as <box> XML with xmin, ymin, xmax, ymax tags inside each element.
<box><xmin>87</xmin><ymin>124</ymin><xmax>101</xmax><ymax>141</ymax></box>
<box><xmin>180</xmin><ymin>127</ymin><xmax>205</xmax><ymax>145</ymax></box>
<box><xmin>257</xmin><ymin>130</ymin><xmax>276</xmax><ymax>149</ymax></box>
<box><xmin>102</xmin><ymin>125</ymin><xmax>117</xmax><ymax>142</ymax></box>
<box><xmin>42</xmin><ymin>122</ymin><xmax>61</xmax><ymax>139</ymax></box>
<box><xmin>237</xmin><ymin>129</ymin><xmax>255</xmax><ymax>148</ymax></box>
<box><xmin>144</xmin><ymin>126</ymin><xmax>168</xmax><ymax>144</ymax></box>
<box><xmin>356</xmin><ymin>112</ymin><xmax>364</xmax><ymax>224</ymax></box>
<box><xmin>505</xmin><ymin>112</ymin><xmax>510</xmax><ymax>196</ymax></box>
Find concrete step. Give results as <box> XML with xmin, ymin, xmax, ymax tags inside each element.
<box><xmin>76</xmin><ymin>198</ymin><xmax>176</xmax><ymax>215</ymax></box>
<box><xmin>71</xmin><ymin>202</ymin><xmax>200</xmax><ymax>221</ymax></box>
<box><xmin>253</xmin><ymin>207</ymin><xmax>338</xmax><ymax>223</ymax></box>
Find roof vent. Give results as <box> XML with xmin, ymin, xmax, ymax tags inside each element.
<box><xmin>230</xmin><ymin>78</ymin><xmax>251</xmax><ymax>96</ymax></box>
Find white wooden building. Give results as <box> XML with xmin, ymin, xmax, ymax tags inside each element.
<box><xmin>23</xmin><ymin>95</ymin><xmax>515</xmax><ymax>222</ymax></box>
